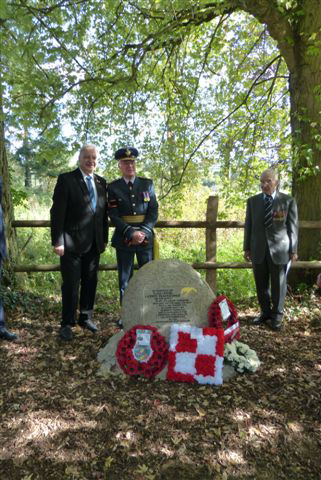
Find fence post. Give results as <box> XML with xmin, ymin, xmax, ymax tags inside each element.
<box><xmin>206</xmin><ymin>195</ymin><xmax>218</xmax><ymax>294</ymax></box>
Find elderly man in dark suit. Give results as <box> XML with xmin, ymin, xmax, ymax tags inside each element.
<box><xmin>0</xmin><ymin>177</ymin><xmax>17</xmax><ymax>341</ymax></box>
<box><xmin>50</xmin><ymin>145</ymin><xmax>108</xmax><ymax>341</ymax></box>
<box><xmin>244</xmin><ymin>169</ymin><xmax>298</xmax><ymax>331</ymax></box>
<box><xmin>107</xmin><ymin>147</ymin><xmax>158</xmax><ymax>304</ymax></box>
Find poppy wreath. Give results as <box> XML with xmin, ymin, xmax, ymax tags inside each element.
<box><xmin>208</xmin><ymin>294</ymin><xmax>240</xmax><ymax>344</ymax></box>
<box><xmin>116</xmin><ymin>325</ymin><xmax>168</xmax><ymax>378</ymax></box>
<box><xmin>166</xmin><ymin>324</ymin><xmax>224</xmax><ymax>385</ymax></box>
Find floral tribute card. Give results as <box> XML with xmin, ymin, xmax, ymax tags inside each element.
<box><xmin>167</xmin><ymin>324</ymin><xmax>224</xmax><ymax>385</ymax></box>
<box><xmin>208</xmin><ymin>295</ymin><xmax>240</xmax><ymax>344</ymax></box>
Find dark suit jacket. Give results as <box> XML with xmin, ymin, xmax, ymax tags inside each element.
<box><xmin>244</xmin><ymin>191</ymin><xmax>298</xmax><ymax>264</ymax></box>
<box><xmin>107</xmin><ymin>176</ymin><xmax>158</xmax><ymax>251</ymax></box>
<box><xmin>50</xmin><ymin>168</ymin><xmax>108</xmax><ymax>254</ymax></box>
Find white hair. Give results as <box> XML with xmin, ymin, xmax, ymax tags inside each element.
<box><xmin>78</xmin><ymin>144</ymin><xmax>98</xmax><ymax>159</ymax></box>
<box><xmin>261</xmin><ymin>168</ymin><xmax>278</xmax><ymax>180</ymax></box>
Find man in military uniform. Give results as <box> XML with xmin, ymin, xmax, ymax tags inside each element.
<box><xmin>108</xmin><ymin>147</ymin><xmax>158</xmax><ymax>303</ymax></box>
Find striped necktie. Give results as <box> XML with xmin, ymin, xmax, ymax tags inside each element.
<box><xmin>86</xmin><ymin>176</ymin><xmax>96</xmax><ymax>211</ymax></box>
<box><xmin>264</xmin><ymin>194</ymin><xmax>273</xmax><ymax>228</ymax></box>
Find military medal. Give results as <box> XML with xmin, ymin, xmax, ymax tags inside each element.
<box><xmin>143</xmin><ymin>191</ymin><xmax>150</xmax><ymax>202</ymax></box>
<box><xmin>273</xmin><ymin>210</ymin><xmax>286</xmax><ymax>220</ymax></box>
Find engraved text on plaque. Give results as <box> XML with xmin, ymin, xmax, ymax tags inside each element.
<box><xmin>143</xmin><ymin>287</ymin><xmax>194</xmax><ymax>324</ymax></box>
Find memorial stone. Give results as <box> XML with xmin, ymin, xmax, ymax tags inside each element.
<box><xmin>97</xmin><ymin>259</ymin><xmax>236</xmax><ymax>381</ymax></box>
<box><xmin>121</xmin><ymin>259</ymin><xmax>215</xmax><ymax>336</ymax></box>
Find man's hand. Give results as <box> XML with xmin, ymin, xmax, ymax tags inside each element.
<box><xmin>53</xmin><ymin>245</ymin><xmax>65</xmax><ymax>256</ymax></box>
<box><xmin>130</xmin><ymin>230</ymin><xmax>146</xmax><ymax>245</ymax></box>
<box><xmin>290</xmin><ymin>253</ymin><xmax>298</xmax><ymax>262</ymax></box>
<box><xmin>244</xmin><ymin>250</ymin><xmax>251</xmax><ymax>262</ymax></box>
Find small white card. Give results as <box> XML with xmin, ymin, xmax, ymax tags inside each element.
<box><xmin>133</xmin><ymin>330</ymin><xmax>153</xmax><ymax>363</ymax></box>
<box><xmin>136</xmin><ymin>330</ymin><xmax>151</xmax><ymax>346</ymax></box>
<box><xmin>219</xmin><ymin>299</ymin><xmax>231</xmax><ymax>322</ymax></box>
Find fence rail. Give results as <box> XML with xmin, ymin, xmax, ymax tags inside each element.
<box><xmin>12</xmin><ymin>219</ymin><xmax>321</xmax><ymax>229</ymax></box>
<box><xmin>11</xmin><ymin>196</ymin><xmax>321</xmax><ymax>292</ymax></box>
<box><xmin>12</xmin><ymin>261</ymin><xmax>321</xmax><ymax>273</ymax></box>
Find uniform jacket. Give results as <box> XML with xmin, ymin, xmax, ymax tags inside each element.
<box><xmin>107</xmin><ymin>176</ymin><xmax>158</xmax><ymax>251</ymax></box>
<box><xmin>244</xmin><ymin>191</ymin><xmax>298</xmax><ymax>264</ymax></box>
<box><xmin>0</xmin><ymin>178</ymin><xmax>6</xmax><ymax>261</ymax></box>
<box><xmin>50</xmin><ymin>168</ymin><xmax>108</xmax><ymax>254</ymax></box>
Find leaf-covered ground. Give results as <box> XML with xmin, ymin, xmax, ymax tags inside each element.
<box><xmin>0</xmin><ymin>291</ymin><xmax>320</xmax><ymax>480</ymax></box>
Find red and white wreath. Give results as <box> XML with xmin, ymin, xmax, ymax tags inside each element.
<box><xmin>208</xmin><ymin>295</ymin><xmax>240</xmax><ymax>344</ymax></box>
<box><xmin>116</xmin><ymin>325</ymin><xmax>168</xmax><ymax>378</ymax></box>
<box><xmin>167</xmin><ymin>324</ymin><xmax>224</xmax><ymax>385</ymax></box>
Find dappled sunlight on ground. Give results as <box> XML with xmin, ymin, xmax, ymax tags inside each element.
<box><xmin>0</xmin><ymin>292</ymin><xmax>320</xmax><ymax>479</ymax></box>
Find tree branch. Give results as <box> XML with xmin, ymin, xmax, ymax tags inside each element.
<box><xmin>240</xmin><ymin>0</ymin><xmax>295</xmax><ymax>71</ymax></box>
<box><xmin>159</xmin><ymin>54</ymin><xmax>283</xmax><ymax>199</ymax></box>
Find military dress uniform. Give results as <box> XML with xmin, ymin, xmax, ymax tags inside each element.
<box><xmin>108</xmin><ymin>173</ymin><xmax>158</xmax><ymax>302</ymax></box>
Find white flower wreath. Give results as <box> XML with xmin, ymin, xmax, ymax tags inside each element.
<box><xmin>224</xmin><ymin>340</ymin><xmax>261</xmax><ymax>373</ymax></box>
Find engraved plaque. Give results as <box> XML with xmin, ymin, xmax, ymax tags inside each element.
<box><xmin>143</xmin><ymin>287</ymin><xmax>195</xmax><ymax>325</ymax></box>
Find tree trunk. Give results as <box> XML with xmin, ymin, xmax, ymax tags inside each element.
<box><xmin>289</xmin><ymin>4</ymin><xmax>321</xmax><ymax>284</ymax></box>
<box><xmin>24</xmin><ymin>163</ymin><xmax>31</xmax><ymax>188</ymax></box>
<box><xmin>0</xmin><ymin>88</ymin><xmax>18</xmax><ymax>279</ymax></box>
<box><xmin>289</xmin><ymin>36</ymin><xmax>321</xmax><ymax>236</ymax></box>
<box><xmin>242</xmin><ymin>0</ymin><xmax>321</xmax><ymax>285</ymax></box>
<box><xmin>23</xmin><ymin>129</ymin><xmax>32</xmax><ymax>188</ymax></box>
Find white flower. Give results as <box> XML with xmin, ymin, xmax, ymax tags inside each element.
<box><xmin>237</xmin><ymin>344</ymin><xmax>249</xmax><ymax>354</ymax></box>
<box><xmin>224</xmin><ymin>340</ymin><xmax>261</xmax><ymax>373</ymax></box>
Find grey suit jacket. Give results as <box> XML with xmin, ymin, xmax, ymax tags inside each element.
<box><xmin>244</xmin><ymin>191</ymin><xmax>298</xmax><ymax>264</ymax></box>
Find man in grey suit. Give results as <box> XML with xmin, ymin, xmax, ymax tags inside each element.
<box><xmin>244</xmin><ymin>169</ymin><xmax>298</xmax><ymax>331</ymax></box>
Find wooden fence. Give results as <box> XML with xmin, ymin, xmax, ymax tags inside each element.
<box><xmin>12</xmin><ymin>195</ymin><xmax>321</xmax><ymax>292</ymax></box>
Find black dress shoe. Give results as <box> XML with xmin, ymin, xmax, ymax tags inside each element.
<box><xmin>59</xmin><ymin>325</ymin><xmax>74</xmax><ymax>341</ymax></box>
<box><xmin>78</xmin><ymin>319</ymin><xmax>98</xmax><ymax>333</ymax></box>
<box><xmin>271</xmin><ymin>317</ymin><xmax>283</xmax><ymax>331</ymax></box>
<box><xmin>253</xmin><ymin>314</ymin><xmax>270</xmax><ymax>325</ymax></box>
<box><xmin>0</xmin><ymin>329</ymin><xmax>18</xmax><ymax>341</ymax></box>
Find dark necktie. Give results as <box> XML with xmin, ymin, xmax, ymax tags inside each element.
<box><xmin>128</xmin><ymin>181</ymin><xmax>133</xmax><ymax>189</ymax></box>
<box><xmin>86</xmin><ymin>176</ymin><xmax>96</xmax><ymax>211</ymax></box>
<box><xmin>264</xmin><ymin>194</ymin><xmax>273</xmax><ymax>228</ymax></box>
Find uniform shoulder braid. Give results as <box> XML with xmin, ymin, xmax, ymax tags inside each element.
<box><xmin>137</xmin><ymin>176</ymin><xmax>153</xmax><ymax>184</ymax></box>
<box><xmin>108</xmin><ymin>178</ymin><xmax>124</xmax><ymax>187</ymax></box>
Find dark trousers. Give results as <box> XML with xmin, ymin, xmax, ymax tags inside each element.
<box><xmin>116</xmin><ymin>248</ymin><xmax>152</xmax><ymax>303</ymax></box>
<box><xmin>253</xmin><ymin>247</ymin><xmax>288</xmax><ymax>319</ymax></box>
<box><xmin>0</xmin><ymin>264</ymin><xmax>5</xmax><ymax>330</ymax></box>
<box><xmin>60</xmin><ymin>245</ymin><xmax>100</xmax><ymax>326</ymax></box>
